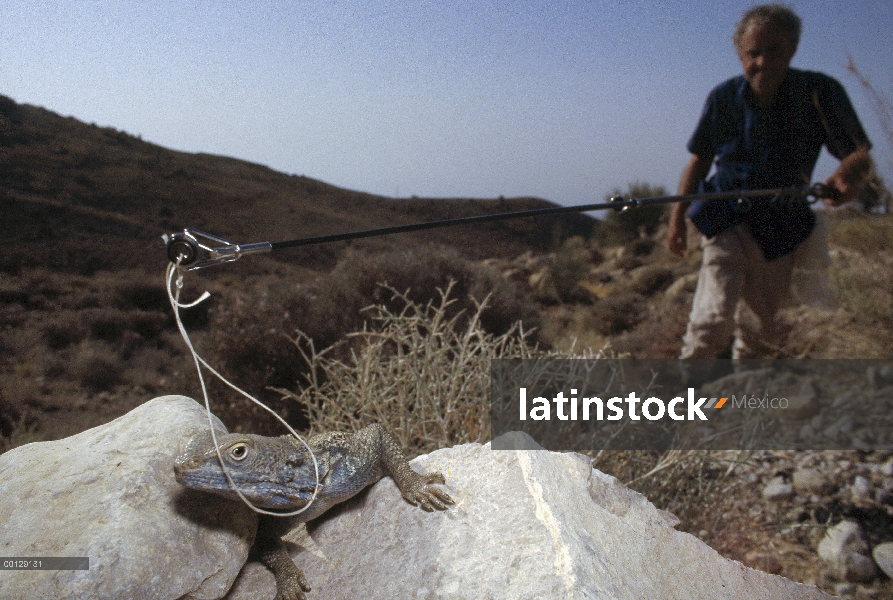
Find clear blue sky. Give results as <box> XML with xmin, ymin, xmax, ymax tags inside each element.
<box><xmin>2</xmin><ymin>1</ymin><xmax>891</xmax><ymax>207</ymax></box>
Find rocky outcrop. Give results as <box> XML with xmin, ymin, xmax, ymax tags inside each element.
<box><xmin>0</xmin><ymin>395</ymin><xmax>255</xmax><ymax>600</ymax></box>
<box><xmin>226</xmin><ymin>434</ymin><xmax>832</xmax><ymax>600</ymax></box>
<box><xmin>0</xmin><ymin>397</ymin><xmax>836</xmax><ymax>599</ymax></box>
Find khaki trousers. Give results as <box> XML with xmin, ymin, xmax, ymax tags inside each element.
<box><xmin>680</xmin><ymin>224</ymin><xmax>794</xmax><ymax>359</ymax></box>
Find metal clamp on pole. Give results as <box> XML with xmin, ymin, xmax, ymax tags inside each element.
<box><xmin>806</xmin><ymin>182</ymin><xmax>842</xmax><ymax>204</ymax></box>
<box><xmin>162</xmin><ymin>229</ymin><xmax>273</xmax><ymax>270</ymax></box>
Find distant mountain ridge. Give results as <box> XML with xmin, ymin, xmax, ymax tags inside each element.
<box><xmin>0</xmin><ymin>95</ymin><xmax>595</xmax><ymax>275</ymax></box>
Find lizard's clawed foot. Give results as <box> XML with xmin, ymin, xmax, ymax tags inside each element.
<box><xmin>260</xmin><ymin>542</ymin><xmax>312</xmax><ymax>600</ymax></box>
<box><xmin>401</xmin><ymin>470</ymin><xmax>454</xmax><ymax>511</ymax></box>
<box><xmin>273</xmin><ymin>568</ymin><xmax>311</xmax><ymax>600</ymax></box>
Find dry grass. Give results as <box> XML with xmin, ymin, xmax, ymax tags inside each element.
<box><xmin>272</xmin><ymin>282</ymin><xmax>538</xmax><ymax>453</ymax></box>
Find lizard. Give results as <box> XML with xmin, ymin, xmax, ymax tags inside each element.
<box><xmin>173</xmin><ymin>423</ymin><xmax>453</xmax><ymax>600</ymax></box>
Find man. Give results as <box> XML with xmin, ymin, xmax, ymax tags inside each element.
<box><xmin>667</xmin><ymin>4</ymin><xmax>871</xmax><ymax>360</ymax></box>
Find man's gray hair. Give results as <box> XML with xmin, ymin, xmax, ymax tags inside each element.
<box><xmin>733</xmin><ymin>4</ymin><xmax>802</xmax><ymax>50</ymax></box>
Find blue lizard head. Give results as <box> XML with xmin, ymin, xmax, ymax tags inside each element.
<box><xmin>174</xmin><ymin>431</ymin><xmax>326</xmax><ymax>510</ymax></box>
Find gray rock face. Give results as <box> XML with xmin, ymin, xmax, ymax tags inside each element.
<box><xmin>226</xmin><ymin>436</ymin><xmax>831</xmax><ymax>600</ymax></box>
<box><xmin>0</xmin><ymin>395</ymin><xmax>255</xmax><ymax>600</ymax></box>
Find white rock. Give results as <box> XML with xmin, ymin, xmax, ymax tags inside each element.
<box><xmin>818</xmin><ymin>521</ymin><xmax>869</xmax><ymax>563</ymax></box>
<box><xmin>872</xmin><ymin>542</ymin><xmax>893</xmax><ymax>579</ymax></box>
<box><xmin>818</xmin><ymin>521</ymin><xmax>876</xmax><ymax>583</ymax></box>
<box><xmin>226</xmin><ymin>436</ymin><xmax>831</xmax><ymax>599</ymax></box>
<box><xmin>763</xmin><ymin>476</ymin><xmax>795</xmax><ymax>501</ymax></box>
<box><xmin>851</xmin><ymin>476</ymin><xmax>872</xmax><ymax>501</ymax></box>
<box><xmin>0</xmin><ymin>395</ymin><xmax>255</xmax><ymax>600</ymax></box>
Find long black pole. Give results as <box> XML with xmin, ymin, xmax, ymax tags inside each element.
<box><xmin>166</xmin><ymin>183</ymin><xmax>837</xmax><ymax>269</ymax></box>
<box><xmin>270</xmin><ymin>186</ymin><xmax>807</xmax><ymax>250</ymax></box>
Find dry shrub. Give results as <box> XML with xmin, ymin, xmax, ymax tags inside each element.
<box><xmin>70</xmin><ymin>340</ymin><xmax>123</xmax><ymax>390</ymax></box>
<box><xmin>828</xmin><ymin>213</ymin><xmax>893</xmax><ymax>253</ymax></box>
<box><xmin>0</xmin><ymin>415</ymin><xmax>44</xmax><ymax>454</ymax></box>
<box><xmin>272</xmin><ymin>283</ymin><xmax>537</xmax><ymax>454</ymax></box>
<box><xmin>116</xmin><ymin>279</ymin><xmax>172</xmax><ymax>312</ymax></box>
<box><xmin>626</xmin><ymin>237</ymin><xmax>656</xmax><ymax>257</ymax></box>
<box><xmin>297</xmin><ymin>245</ymin><xmax>540</xmax><ymax>344</ymax></box>
<box><xmin>548</xmin><ymin>236</ymin><xmax>593</xmax><ymax>302</ymax></box>
<box><xmin>80</xmin><ymin>307</ymin><xmax>167</xmax><ymax>342</ymax></box>
<box><xmin>43</xmin><ymin>319</ymin><xmax>87</xmax><ymax>350</ymax></box>
<box><xmin>631</xmin><ymin>265</ymin><xmax>675</xmax><ymax>297</ymax></box>
<box><xmin>826</xmin><ymin>214</ymin><xmax>893</xmax><ymax>330</ymax></box>
<box><xmin>592</xmin><ymin>448</ymin><xmax>753</xmax><ymax>535</ymax></box>
<box><xmin>586</xmin><ymin>291</ymin><xmax>645</xmax><ymax>336</ymax></box>
<box><xmin>829</xmin><ymin>261</ymin><xmax>893</xmax><ymax>329</ymax></box>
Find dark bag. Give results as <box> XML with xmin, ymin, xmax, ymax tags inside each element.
<box><xmin>687</xmin><ymin>196</ymin><xmax>742</xmax><ymax>238</ymax></box>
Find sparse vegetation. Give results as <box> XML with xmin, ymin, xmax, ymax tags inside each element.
<box><xmin>547</xmin><ymin>236</ymin><xmax>593</xmax><ymax>302</ymax></box>
<box><xmin>0</xmin><ymin>415</ymin><xmax>43</xmax><ymax>453</ymax></box>
<box><xmin>272</xmin><ymin>283</ymin><xmax>537</xmax><ymax>452</ymax></box>
<box><xmin>70</xmin><ymin>340</ymin><xmax>124</xmax><ymax>391</ymax></box>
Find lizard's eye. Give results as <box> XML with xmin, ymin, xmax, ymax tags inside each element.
<box><xmin>228</xmin><ymin>443</ymin><xmax>249</xmax><ymax>461</ymax></box>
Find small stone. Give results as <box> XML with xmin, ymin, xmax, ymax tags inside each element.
<box><xmin>819</xmin><ymin>521</ymin><xmax>869</xmax><ymax>562</ymax></box>
<box><xmin>834</xmin><ymin>582</ymin><xmax>856</xmax><ymax>597</ymax></box>
<box><xmin>763</xmin><ymin>476</ymin><xmax>794</xmax><ymax>501</ymax></box>
<box><xmin>664</xmin><ymin>272</ymin><xmax>699</xmax><ymax>299</ymax></box>
<box><xmin>841</xmin><ymin>552</ymin><xmax>877</xmax><ymax>583</ymax></box>
<box><xmin>819</xmin><ymin>521</ymin><xmax>874</xmax><ymax>582</ymax></box>
<box><xmin>793</xmin><ymin>468</ymin><xmax>833</xmax><ymax>495</ymax></box>
<box><xmin>881</xmin><ymin>461</ymin><xmax>893</xmax><ymax>477</ymax></box>
<box><xmin>852</xmin><ymin>476</ymin><xmax>872</xmax><ymax>501</ymax></box>
<box><xmin>872</xmin><ymin>542</ymin><xmax>893</xmax><ymax>579</ymax></box>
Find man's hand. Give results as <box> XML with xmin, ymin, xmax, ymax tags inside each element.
<box><xmin>824</xmin><ymin>146</ymin><xmax>871</xmax><ymax>206</ymax></box>
<box><xmin>668</xmin><ymin>154</ymin><xmax>711</xmax><ymax>256</ymax></box>
<box><xmin>668</xmin><ymin>212</ymin><xmax>688</xmax><ymax>256</ymax></box>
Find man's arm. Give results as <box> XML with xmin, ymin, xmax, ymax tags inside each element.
<box><xmin>824</xmin><ymin>145</ymin><xmax>871</xmax><ymax>205</ymax></box>
<box><xmin>668</xmin><ymin>154</ymin><xmax>712</xmax><ymax>256</ymax></box>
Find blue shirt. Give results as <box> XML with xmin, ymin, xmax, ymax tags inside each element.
<box><xmin>686</xmin><ymin>68</ymin><xmax>870</xmax><ymax>259</ymax></box>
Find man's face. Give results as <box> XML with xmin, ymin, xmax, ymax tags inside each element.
<box><xmin>736</xmin><ymin>22</ymin><xmax>797</xmax><ymax>104</ymax></box>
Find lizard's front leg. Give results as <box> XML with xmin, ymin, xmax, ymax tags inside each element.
<box><xmin>256</xmin><ymin>517</ymin><xmax>311</xmax><ymax>600</ymax></box>
<box><xmin>354</xmin><ymin>423</ymin><xmax>454</xmax><ymax>511</ymax></box>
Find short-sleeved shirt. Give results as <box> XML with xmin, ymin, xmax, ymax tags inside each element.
<box><xmin>686</xmin><ymin>68</ymin><xmax>871</xmax><ymax>259</ymax></box>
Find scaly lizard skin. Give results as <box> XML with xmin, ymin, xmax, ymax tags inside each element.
<box><xmin>174</xmin><ymin>423</ymin><xmax>453</xmax><ymax>600</ymax></box>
